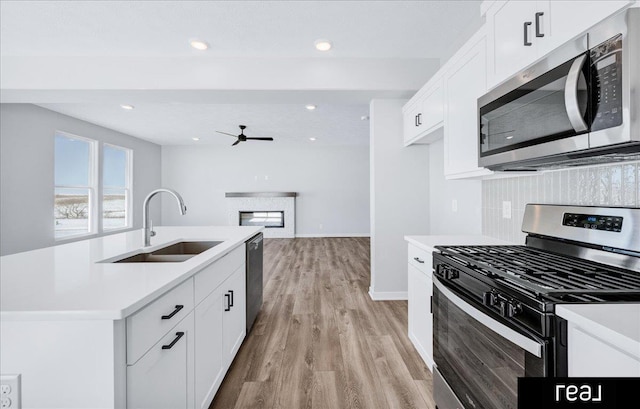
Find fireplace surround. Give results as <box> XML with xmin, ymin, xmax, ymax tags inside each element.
<box><xmin>225</xmin><ymin>192</ymin><xmax>296</xmax><ymax>238</ymax></box>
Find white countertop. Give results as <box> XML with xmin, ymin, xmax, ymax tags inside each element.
<box><xmin>405</xmin><ymin>235</ymin><xmax>514</xmax><ymax>252</ymax></box>
<box><xmin>0</xmin><ymin>226</ymin><xmax>262</xmax><ymax>321</ymax></box>
<box><xmin>556</xmin><ymin>304</ymin><xmax>640</xmax><ymax>359</ymax></box>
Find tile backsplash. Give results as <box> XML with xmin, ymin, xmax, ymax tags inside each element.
<box><xmin>482</xmin><ymin>161</ymin><xmax>639</xmax><ymax>244</ymax></box>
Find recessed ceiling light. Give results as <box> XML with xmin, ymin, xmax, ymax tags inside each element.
<box><xmin>506</xmin><ymin>135</ymin><xmax>514</xmax><ymax>139</ymax></box>
<box><xmin>361</xmin><ymin>115</ymin><xmax>369</xmax><ymax>121</ymax></box>
<box><xmin>189</xmin><ymin>40</ymin><xmax>209</xmax><ymax>51</ymax></box>
<box><xmin>305</xmin><ymin>104</ymin><xmax>317</xmax><ymax>110</ymax></box>
<box><xmin>120</xmin><ymin>104</ymin><xmax>134</xmax><ymax>110</ymax></box>
<box><xmin>309</xmin><ymin>137</ymin><xmax>317</xmax><ymax>141</ymax></box>
<box><xmin>314</xmin><ymin>39</ymin><xmax>332</xmax><ymax>51</ymax></box>
<box><xmin>192</xmin><ymin>137</ymin><xmax>200</xmax><ymax>141</ymax></box>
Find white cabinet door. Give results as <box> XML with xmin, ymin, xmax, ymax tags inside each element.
<box><xmin>223</xmin><ymin>266</ymin><xmax>247</xmax><ymax>365</ymax></box>
<box><xmin>408</xmin><ymin>264</ymin><xmax>433</xmax><ymax>370</ymax></box>
<box><xmin>487</xmin><ymin>0</ymin><xmax>539</xmax><ymax>86</ymax></box>
<box><xmin>420</xmin><ymin>81</ymin><xmax>444</xmax><ymax>132</ymax></box>
<box><xmin>127</xmin><ymin>311</ymin><xmax>195</xmax><ymax>409</ymax></box>
<box><xmin>403</xmin><ymin>100</ymin><xmax>423</xmax><ymax>144</ymax></box>
<box><xmin>543</xmin><ymin>1</ymin><xmax>632</xmax><ymax>54</ymax></box>
<box><xmin>444</xmin><ymin>36</ymin><xmax>493</xmax><ymax>179</ymax></box>
<box><xmin>194</xmin><ymin>287</ymin><xmax>225</xmax><ymax>409</ymax></box>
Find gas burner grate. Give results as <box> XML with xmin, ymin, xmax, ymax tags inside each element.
<box><xmin>435</xmin><ymin>245</ymin><xmax>640</xmax><ymax>299</ymax></box>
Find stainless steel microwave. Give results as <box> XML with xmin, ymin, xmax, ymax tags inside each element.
<box><xmin>478</xmin><ymin>8</ymin><xmax>640</xmax><ymax>171</ymax></box>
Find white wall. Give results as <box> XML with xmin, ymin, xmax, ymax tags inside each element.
<box><xmin>369</xmin><ymin>99</ymin><xmax>429</xmax><ymax>300</ymax></box>
<box><xmin>428</xmin><ymin>138</ymin><xmax>482</xmax><ymax>235</ymax></box>
<box><xmin>160</xmin><ymin>144</ymin><xmax>370</xmax><ymax>237</ymax></box>
<box><xmin>0</xmin><ymin>104</ymin><xmax>162</xmax><ymax>256</ymax></box>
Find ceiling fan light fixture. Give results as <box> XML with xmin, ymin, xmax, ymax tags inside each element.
<box><xmin>189</xmin><ymin>39</ymin><xmax>209</xmax><ymax>51</ymax></box>
<box><xmin>314</xmin><ymin>39</ymin><xmax>332</xmax><ymax>51</ymax></box>
<box><xmin>305</xmin><ymin>104</ymin><xmax>317</xmax><ymax>111</ymax></box>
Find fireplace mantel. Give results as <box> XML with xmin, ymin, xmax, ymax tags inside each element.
<box><xmin>225</xmin><ymin>192</ymin><xmax>297</xmax><ymax>198</ymax></box>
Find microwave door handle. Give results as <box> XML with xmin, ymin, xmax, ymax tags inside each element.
<box><xmin>564</xmin><ymin>54</ymin><xmax>588</xmax><ymax>133</ymax></box>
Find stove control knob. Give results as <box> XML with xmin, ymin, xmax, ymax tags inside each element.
<box><xmin>500</xmin><ymin>300</ymin><xmax>522</xmax><ymax>318</ymax></box>
<box><xmin>439</xmin><ymin>265</ymin><xmax>459</xmax><ymax>280</ymax></box>
<box><xmin>483</xmin><ymin>291</ymin><xmax>498</xmax><ymax>306</ymax></box>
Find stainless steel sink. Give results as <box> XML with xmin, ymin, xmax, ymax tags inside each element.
<box><xmin>109</xmin><ymin>241</ymin><xmax>223</xmax><ymax>263</ymax></box>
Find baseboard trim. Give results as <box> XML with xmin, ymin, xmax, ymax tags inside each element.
<box><xmin>295</xmin><ymin>233</ymin><xmax>370</xmax><ymax>238</ymax></box>
<box><xmin>368</xmin><ymin>288</ymin><xmax>408</xmax><ymax>301</ymax></box>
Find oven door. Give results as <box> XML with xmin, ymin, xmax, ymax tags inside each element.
<box><xmin>433</xmin><ymin>278</ymin><xmax>547</xmax><ymax>409</ymax></box>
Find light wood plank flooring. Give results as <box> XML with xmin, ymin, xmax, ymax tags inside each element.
<box><xmin>210</xmin><ymin>237</ymin><xmax>436</xmax><ymax>409</ymax></box>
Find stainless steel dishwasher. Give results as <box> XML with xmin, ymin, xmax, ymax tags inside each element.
<box><xmin>246</xmin><ymin>232</ymin><xmax>263</xmax><ymax>334</ymax></box>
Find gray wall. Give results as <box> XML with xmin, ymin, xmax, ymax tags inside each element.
<box><xmin>369</xmin><ymin>99</ymin><xmax>429</xmax><ymax>298</ymax></box>
<box><xmin>160</xmin><ymin>143</ymin><xmax>370</xmax><ymax>236</ymax></box>
<box><xmin>482</xmin><ymin>162</ymin><xmax>640</xmax><ymax>243</ymax></box>
<box><xmin>0</xmin><ymin>104</ymin><xmax>162</xmax><ymax>256</ymax></box>
<box><xmin>428</xmin><ymin>138</ymin><xmax>482</xmax><ymax>235</ymax></box>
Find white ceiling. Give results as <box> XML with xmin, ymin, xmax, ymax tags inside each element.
<box><xmin>1</xmin><ymin>0</ymin><xmax>483</xmax><ymax>146</ymax></box>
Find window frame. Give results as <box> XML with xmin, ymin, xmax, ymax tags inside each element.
<box><xmin>101</xmin><ymin>143</ymin><xmax>133</xmax><ymax>232</ymax></box>
<box><xmin>54</xmin><ymin>131</ymin><xmax>99</xmax><ymax>241</ymax></box>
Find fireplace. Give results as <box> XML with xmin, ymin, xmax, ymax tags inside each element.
<box><xmin>225</xmin><ymin>192</ymin><xmax>296</xmax><ymax>238</ymax></box>
<box><xmin>239</xmin><ymin>211</ymin><xmax>284</xmax><ymax>228</ymax></box>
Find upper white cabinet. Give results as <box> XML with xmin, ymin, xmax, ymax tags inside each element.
<box><xmin>443</xmin><ymin>31</ymin><xmax>493</xmax><ymax>179</ymax></box>
<box><xmin>403</xmin><ymin>75</ymin><xmax>444</xmax><ymax>146</ymax></box>
<box><xmin>486</xmin><ymin>0</ymin><xmax>633</xmax><ymax>87</ymax></box>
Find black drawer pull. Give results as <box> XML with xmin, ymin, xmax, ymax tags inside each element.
<box><xmin>414</xmin><ymin>257</ymin><xmax>425</xmax><ymax>264</ymax></box>
<box><xmin>228</xmin><ymin>290</ymin><xmax>234</xmax><ymax>307</ymax></box>
<box><xmin>161</xmin><ymin>305</ymin><xmax>184</xmax><ymax>320</ymax></box>
<box><xmin>224</xmin><ymin>293</ymin><xmax>231</xmax><ymax>311</ymax></box>
<box><xmin>162</xmin><ymin>332</ymin><xmax>185</xmax><ymax>350</ymax></box>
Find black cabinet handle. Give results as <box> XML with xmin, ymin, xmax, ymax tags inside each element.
<box><xmin>535</xmin><ymin>12</ymin><xmax>544</xmax><ymax>37</ymax></box>
<box><xmin>162</xmin><ymin>332</ymin><xmax>185</xmax><ymax>350</ymax></box>
<box><xmin>228</xmin><ymin>290</ymin><xmax>234</xmax><ymax>307</ymax></box>
<box><xmin>414</xmin><ymin>257</ymin><xmax>425</xmax><ymax>264</ymax></box>
<box><xmin>417</xmin><ymin>113</ymin><xmax>422</xmax><ymax>126</ymax></box>
<box><xmin>524</xmin><ymin>21</ymin><xmax>532</xmax><ymax>46</ymax></box>
<box><xmin>161</xmin><ymin>305</ymin><xmax>184</xmax><ymax>320</ymax></box>
<box><xmin>415</xmin><ymin>115</ymin><xmax>418</xmax><ymax>127</ymax></box>
<box><xmin>224</xmin><ymin>293</ymin><xmax>231</xmax><ymax>311</ymax></box>
<box><xmin>430</xmin><ymin>295</ymin><xmax>433</xmax><ymax>314</ymax></box>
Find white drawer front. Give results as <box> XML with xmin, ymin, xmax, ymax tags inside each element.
<box><xmin>408</xmin><ymin>244</ymin><xmax>432</xmax><ymax>276</ymax></box>
<box><xmin>195</xmin><ymin>244</ymin><xmax>245</xmax><ymax>305</ymax></box>
<box><xmin>127</xmin><ymin>278</ymin><xmax>194</xmax><ymax>364</ymax></box>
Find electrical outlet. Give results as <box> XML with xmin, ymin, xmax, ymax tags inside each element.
<box><xmin>0</xmin><ymin>374</ymin><xmax>20</xmax><ymax>409</ymax></box>
<box><xmin>502</xmin><ymin>201</ymin><xmax>512</xmax><ymax>219</ymax></box>
<box><xmin>451</xmin><ymin>199</ymin><xmax>458</xmax><ymax>213</ymax></box>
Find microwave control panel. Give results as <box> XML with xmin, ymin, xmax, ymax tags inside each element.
<box><xmin>590</xmin><ymin>34</ymin><xmax>623</xmax><ymax>132</ymax></box>
<box><xmin>563</xmin><ymin>213</ymin><xmax>623</xmax><ymax>232</ymax></box>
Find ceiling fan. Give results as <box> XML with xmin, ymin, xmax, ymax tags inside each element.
<box><xmin>216</xmin><ymin>125</ymin><xmax>274</xmax><ymax>146</ymax></box>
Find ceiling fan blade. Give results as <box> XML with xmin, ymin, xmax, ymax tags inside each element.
<box><xmin>231</xmin><ymin>140</ymin><xmax>241</xmax><ymax>146</ymax></box>
<box><xmin>246</xmin><ymin>137</ymin><xmax>274</xmax><ymax>141</ymax></box>
<box><xmin>216</xmin><ymin>131</ymin><xmax>238</xmax><ymax>137</ymax></box>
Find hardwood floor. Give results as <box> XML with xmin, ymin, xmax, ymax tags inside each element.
<box><xmin>210</xmin><ymin>237</ymin><xmax>436</xmax><ymax>409</ymax></box>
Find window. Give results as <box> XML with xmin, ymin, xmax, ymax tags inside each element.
<box><xmin>54</xmin><ymin>133</ymin><xmax>133</xmax><ymax>239</ymax></box>
<box><xmin>103</xmin><ymin>144</ymin><xmax>132</xmax><ymax>231</ymax></box>
<box><xmin>54</xmin><ymin>132</ymin><xmax>97</xmax><ymax>238</ymax></box>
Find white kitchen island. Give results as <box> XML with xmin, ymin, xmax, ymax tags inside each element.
<box><xmin>0</xmin><ymin>226</ymin><xmax>262</xmax><ymax>409</ymax></box>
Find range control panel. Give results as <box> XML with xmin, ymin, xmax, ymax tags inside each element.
<box><xmin>563</xmin><ymin>213</ymin><xmax>623</xmax><ymax>232</ymax></box>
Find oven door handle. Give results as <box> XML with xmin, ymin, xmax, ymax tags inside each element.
<box><xmin>564</xmin><ymin>53</ymin><xmax>588</xmax><ymax>133</ymax></box>
<box><xmin>433</xmin><ymin>278</ymin><xmax>542</xmax><ymax>358</ymax></box>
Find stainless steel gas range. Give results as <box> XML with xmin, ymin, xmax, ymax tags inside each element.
<box><xmin>431</xmin><ymin>204</ymin><xmax>639</xmax><ymax>409</ymax></box>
